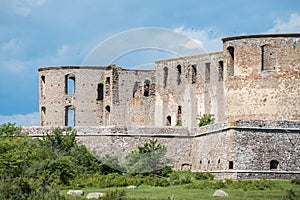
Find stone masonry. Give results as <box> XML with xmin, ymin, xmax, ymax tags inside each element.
<box><xmin>33</xmin><ymin>33</ymin><xmax>300</xmax><ymax>179</ymax></box>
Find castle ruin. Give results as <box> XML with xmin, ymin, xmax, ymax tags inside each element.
<box><xmin>27</xmin><ymin>33</ymin><xmax>300</xmax><ymax>179</ymax></box>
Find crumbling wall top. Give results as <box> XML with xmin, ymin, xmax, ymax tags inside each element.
<box><xmin>222</xmin><ymin>33</ymin><xmax>300</xmax><ymax>42</ymax></box>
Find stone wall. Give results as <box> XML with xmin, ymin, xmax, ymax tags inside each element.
<box><xmin>222</xmin><ymin>34</ymin><xmax>300</xmax><ymax>122</ymax></box>
<box><xmin>22</xmin><ymin>120</ymin><xmax>300</xmax><ymax>179</ymax></box>
<box><xmin>154</xmin><ymin>52</ymin><xmax>224</xmax><ymax>128</ymax></box>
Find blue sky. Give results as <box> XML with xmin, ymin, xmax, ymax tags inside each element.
<box><xmin>0</xmin><ymin>0</ymin><xmax>300</xmax><ymax>126</ymax></box>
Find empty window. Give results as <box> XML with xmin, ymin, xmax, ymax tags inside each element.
<box><xmin>192</xmin><ymin>65</ymin><xmax>197</xmax><ymax>84</ymax></box>
<box><xmin>218</xmin><ymin>61</ymin><xmax>224</xmax><ymax>81</ymax></box>
<box><xmin>228</xmin><ymin>161</ymin><xmax>234</xmax><ymax>169</ymax></box>
<box><xmin>65</xmin><ymin>106</ymin><xmax>75</xmax><ymax>127</ymax></box>
<box><xmin>227</xmin><ymin>46</ymin><xmax>234</xmax><ymax>76</ymax></box>
<box><xmin>163</xmin><ymin>67</ymin><xmax>168</xmax><ymax>88</ymax></box>
<box><xmin>144</xmin><ymin>80</ymin><xmax>150</xmax><ymax>97</ymax></box>
<box><xmin>270</xmin><ymin>160</ymin><xmax>279</xmax><ymax>170</ymax></box>
<box><xmin>133</xmin><ymin>82</ymin><xmax>139</xmax><ymax>98</ymax></box>
<box><xmin>65</xmin><ymin>74</ymin><xmax>75</xmax><ymax>94</ymax></box>
<box><xmin>105</xmin><ymin>105</ymin><xmax>110</xmax><ymax>112</ymax></box>
<box><xmin>261</xmin><ymin>45</ymin><xmax>276</xmax><ymax>71</ymax></box>
<box><xmin>97</xmin><ymin>83</ymin><xmax>104</xmax><ymax>100</ymax></box>
<box><xmin>105</xmin><ymin>77</ymin><xmax>111</xmax><ymax>95</ymax></box>
<box><xmin>176</xmin><ymin>106</ymin><xmax>182</xmax><ymax>126</ymax></box>
<box><xmin>166</xmin><ymin>115</ymin><xmax>171</xmax><ymax>126</ymax></box>
<box><xmin>177</xmin><ymin>64</ymin><xmax>182</xmax><ymax>85</ymax></box>
<box><xmin>205</xmin><ymin>63</ymin><xmax>210</xmax><ymax>81</ymax></box>
<box><xmin>41</xmin><ymin>106</ymin><xmax>46</xmax><ymax>126</ymax></box>
<box><xmin>41</xmin><ymin>75</ymin><xmax>46</xmax><ymax>96</ymax></box>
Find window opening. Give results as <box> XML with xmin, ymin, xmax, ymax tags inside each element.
<box><xmin>205</xmin><ymin>63</ymin><xmax>210</xmax><ymax>81</ymax></box>
<box><xmin>270</xmin><ymin>160</ymin><xmax>279</xmax><ymax>170</ymax></box>
<box><xmin>65</xmin><ymin>75</ymin><xmax>75</xmax><ymax>94</ymax></box>
<box><xmin>97</xmin><ymin>83</ymin><xmax>104</xmax><ymax>100</ymax></box>
<box><xmin>227</xmin><ymin>46</ymin><xmax>234</xmax><ymax>76</ymax></box>
<box><xmin>41</xmin><ymin>106</ymin><xmax>46</xmax><ymax>126</ymax></box>
<box><xmin>192</xmin><ymin>65</ymin><xmax>197</xmax><ymax>84</ymax></box>
<box><xmin>65</xmin><ymin>106</ymin><xmax>75</xmax><ymax>127</ymax></box>
<box><xmin>105</xmin><ymin>105</ymin><xmax>111</xmax><ymax>112</ymax></box>
<box><xmin>261</xmin><ymin>45</ymin><xmax>276</xmax><ymax>71</ymax></box>
<box><xmin>177</xmin><ymin>64</ymin><xmax>182</xmax><ymax>85</ymax></box>
<box><xmin>228</xmin><ymin>161</ymin><xmax>234</xmax><ymax>169</ymax></box>
<box><xmin>163</xmin><ymin>67</ymin><xmax>168</xmax><ymax>88</ymax></box>
<box><xmin>218</xmin><ymin>61</ymin><xmax>224</xmax><ymax>81</ymax></box>
<box><xmin>105</xmin><ymin>77</ymin><xmax>111</xmax><ymax>95</ymax></box>
<box><xmin>144</xmin><ymin>80</ymin><xmax>150</xmax><ymax>97</ymax></box>
<box><xmin>166</xmin><ymin>115</ymin><xmax>171</xmax><ymax>126</ymax></box>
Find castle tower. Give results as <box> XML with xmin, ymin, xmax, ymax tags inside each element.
<box><xmin>222</xmin><ymin>34</ymin><xmax>300</xmax><ymax>121</ymax></box>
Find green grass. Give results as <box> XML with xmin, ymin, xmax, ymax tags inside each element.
<box><xmin>62</xmin><ymin>179</ymin><xmax>300</xmax><ymax>200</ymax></box>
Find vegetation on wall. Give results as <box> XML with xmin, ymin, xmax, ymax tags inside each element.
<box><xmin>197</xmin><ymin>114</ymin><xmax>214</xmax><ymax>127</ymax></box>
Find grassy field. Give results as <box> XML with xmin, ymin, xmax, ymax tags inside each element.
<box><xmin>63</xmin><ymin>179</ymin><xmax>300</xmax><ymax>200</ymax></box>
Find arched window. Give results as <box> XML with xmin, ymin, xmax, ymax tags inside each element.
<box><xmin>166</xmin><ymin>115</ymin><xmax>171</xmax><ymax>126</ymax></box>
<box><xmin>192</xmin><ymin>65</ymin><xmax>197</xmax><ymax>84</ymax></box>
<box><xmin>65</xmin><ymin>74</ymin><xmax>75</xmax><ymax>94</ymax></box>
<box><xmin>227</xmin><ymin>46</ymin><xmax>234</xmax><ymax>76</ymax></box>
<box><xmin>218</xmin><ymin>61</ymin><xmax>224</xmax><ymax>81</ymax></box>
<box><xmin>205</xmin><ymin>62</ymin><xmax>210</xmax><ymax>81</ymax></box>
<box><xmin>270</xmin><ymin>160</ymin><xmax>279</xmax><ymax>170</ymax></box>
<box><xmin>65</xmin><ymin>106</ymin><xmax>75</xmax><ymax>127</ymax></box>
<box><xmin>177</xmin><ymin>64</ymin><xmax>182</xmax><ymax>85</ymax></box>
<box><xmin>41</xmin><ymin>75</ymin><xmax>46</xmax><ymax>96</ymax></box>
<box><xmin>41</xmin><ymin>106</ymin><xmax>46</xmax><ymax>126</ymax></box>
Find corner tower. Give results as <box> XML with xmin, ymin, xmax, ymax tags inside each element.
<box><xmin>222</xmin><ymin>33</ymin><xmax>300</xmax><ymax>121</ymax></box>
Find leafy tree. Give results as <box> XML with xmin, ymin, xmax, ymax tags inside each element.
<box><xmin>124</xmin><ymin>139</ymin><xmax>171</xmax><ymax>174</ymax></box>
<box><xmin>197</xmin><ymin>114</ymin><xmax>214</xmax><ymax>127</ymax></box>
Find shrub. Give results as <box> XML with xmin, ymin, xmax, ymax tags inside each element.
<box><xmin>291</xmin><ymin>178</ymin><xmax>300</xmax><ymax>185</ymax></box>
<box><xmin>194</xmin><ymin>172</ymin><xmax>214</xmax><ymax>180</ymax></box>
<box><xmin>197</xmin><ymin>114</ymin><xmax>214</xmax><ymax>127</ymax></box>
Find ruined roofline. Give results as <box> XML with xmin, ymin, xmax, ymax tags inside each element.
<box><xmin>38</xmin><ymin>65</ymin><xmax>116</xmax><ymax>72</ymax></box>
<box><xmin>121</xmin><ymin>68</ymin><xmax>155</xmax><ymax>72</ymax></box>
<box><xmin>222</xmin><ymin>33</ymin><xmax>300</xmax><ymax>42</ymax></box>
<box><xmin>155</xmin><ymin>51</ymin><xmax>223</xmax><ymax>64</ymax></box>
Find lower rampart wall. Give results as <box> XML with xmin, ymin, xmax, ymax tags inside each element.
<box><xmin>22</xmin><ymin>120</ymin><xmax>300</xmax><ymax>179</ymax></box>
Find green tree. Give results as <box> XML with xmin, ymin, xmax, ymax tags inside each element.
<box><xmin>124</xmin><ymin>139</ymin><xmax>171</xmax><ymax>174</ymax></box>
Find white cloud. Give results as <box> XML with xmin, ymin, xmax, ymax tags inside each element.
<box><xmin>1</xmin><ymin>38</ymin><xmax>23</xmax><ymax>56</ymax></box>
<box><xmin>267</xmin><ymin>13</ymin><xmax>300</xmax><ymax>33</ymax></box>
<box><xmin>0</xmin><ymin>112</ymin><xmax>39</xmax><ymax>126</ymax></box>
<box><xmin>57</xmin><ymin>44</ymin><xmax>70</xmax><ymax>57</ymax></box>
<box><xmin>0</xmin><ymin>0</ymin><xmax>47</xmax><ymax>16</ymax></box>
<box><xmin>174</xmin><ymin>26</ymin><xmax>223</xmax><ymax>53</ymax></box>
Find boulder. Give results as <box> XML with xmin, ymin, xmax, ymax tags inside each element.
<box><xmin>67</xmin><ymin>190</ymin><xmax>84</xmax><ymax>196</ymax></box>
<box><xmin>213</xmin><ymin>189</ymin><xmax>229</xmax><ymax>197</ymax></box>
<box><xmin>127</xmin><ymin>185</ymin><xmax>138</xmax><ymax>189</ymax></box>
<box><xmin>86</xmin><ymin>192</ymin><xmax>105</xmax><ymax>199</ymax></box>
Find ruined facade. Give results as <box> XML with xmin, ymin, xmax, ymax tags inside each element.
<box><xmin>35</xmin><ymin>33</ymin><xmax>300</xmax><ymax>178</ymax></box>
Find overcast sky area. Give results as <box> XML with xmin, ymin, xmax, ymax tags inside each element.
<box><xmin>0</xmin><ymin>0</ymin><xmax>300</xmax><ymax>126</ymax></box>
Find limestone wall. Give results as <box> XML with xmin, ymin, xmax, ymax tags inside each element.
<box><xmin>222</xmin><ymin>34</ymin><xmax>300</xmax><ymax>121</ymax></box>
<box><xmin>155</xmin><ymin>52</ymin><xmax>224</xmax><ymax>128</ymax></box>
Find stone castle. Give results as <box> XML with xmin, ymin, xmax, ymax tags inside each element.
<box><xmin>27</xmin><ymin>33</ymin><xmax>300</xmax><ymax>179</ymax></box>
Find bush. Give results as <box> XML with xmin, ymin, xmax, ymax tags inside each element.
<box><xmin>197</xmin><ymin>114</ymin><xmax>214</xmax><ymax>127</ymax></box>
<box><xmin>291</xmin><ymin>178</ymin><xmax>300</xmax><ymax>185</ymax></box>
<box><xmin>194</xmin><ymin>172</ymin><xmax>214</xmax><ymax>180</ymax></box>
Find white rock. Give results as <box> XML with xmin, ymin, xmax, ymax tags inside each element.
<box><xmin>127</xmin><ymin>185</ymin><xmax>138</xmax><ymax>189</ymax></box>
<box><xmin>86</xmin><ymin>192</ymin><xmax>105</xmax><ymax>199</ymax></box>
<box><xmin>67</xmin><ymin>190</ymin><xmax>84</xmax><ymax>196</ymax></box>
<box><xmin>213</xmin><ymin>189</ymin><xmax>229</xmax><ymax>197</ymax></box>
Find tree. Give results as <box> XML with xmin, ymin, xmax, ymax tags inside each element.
<box><xmin>124</xmin><ymin>139</ymin><xmax>171</xmax><ymax>174</ymax></box>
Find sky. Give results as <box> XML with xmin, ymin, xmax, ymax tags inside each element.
<box><xmin>0</xmin><ymin>0</ymin><xmax>300</xmax><ymax>126</ymax></box>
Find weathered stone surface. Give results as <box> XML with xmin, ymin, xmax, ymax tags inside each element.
<box><xmin>86</xmin><ymin>192</ymin><xmax>104</xmax><ymax>199</ymax></box>
<box><xmin>67</xmin><ymin>190</ymin><xmax>84</xmax><ymax>196</ymax></box>
<box><xmin>213</xmin><ymin>189</ymin><xmax>228</xmax><ymax>197</ymax></box>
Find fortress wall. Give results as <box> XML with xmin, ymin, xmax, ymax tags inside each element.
<box><xmin>223</xmin><ymin>35</ymin><xmax>300</xmax><ymax>121</ymax></box>
<box><xmin>155</xmin><ymin>52</ymin><xmax>224</xmax><ymax>128</ymax></box>
<box><xmin>112</xmin><ymin>69</ymin><xmax>156</xmax><ymax>126</ymax></box>
<box><xmin>39</xmin><ymin>66</ymin><xmax>113</xmax><ymax>126</ymax></box>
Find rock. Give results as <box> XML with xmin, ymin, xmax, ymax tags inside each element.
<box><xmin>86</xmin><ymin>192</ymin><xmax>105</xmax><ymax>199</ymax></box>
<box><xmin>213</xmin><ymin>189</ymin><xmax>229</xmax><ymax>197</ymax></box>
<box><xmin>67</xmin><ymin>190</ymin><xmax>84</xmax><ymax>196</ymax></box>
<box><xmin>127</xmin><ymin>185</ymin><xmax>138</xmax><ymax>189</ymax></box>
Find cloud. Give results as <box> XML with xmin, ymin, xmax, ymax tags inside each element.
<box><xmin>0</xmin><ymin>112</ymin><xmax>39</xmax><ymax>126</ymax></box>
<box><xmin>57</xmin><ymin>44</ymin><xmax>70</xmax><ymax>57</ymax></box>
<box><xmin>1</xmin><ymin>38</ymin><xmax>23</xmax><ymax>56</ymax></box>
<box><xmin>267</xmin><ymin>13</ymin><xmax>300</xmax><ymax>33</ymax></box>
<box><xmin>174</xmin><ymin>26</ymin><xmax>223</xmax><ymax>53</ymax></box>
<box><xmin>0</xmin><ymin>0</ymin><xmax>47</xmax><ymax>16</ymax></box>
